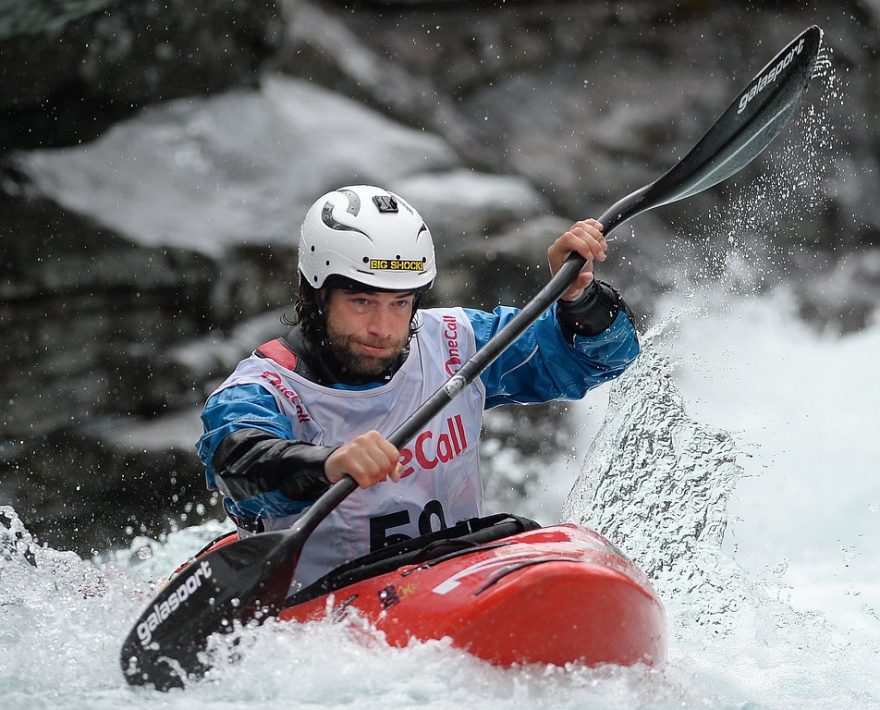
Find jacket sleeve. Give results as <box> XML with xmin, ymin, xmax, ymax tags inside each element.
<box><xmin>467</xmin><ymin>291</ymin><xmax>639</xmax><ymax>409</ymax></box>
<box><xmin>196</xmin><ymin>383</ymin><xmax>333</xmax><ymax>509</ymax></box>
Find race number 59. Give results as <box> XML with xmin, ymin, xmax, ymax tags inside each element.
<box><xmin>369</xmin><ymin>499</ymin><xmax>447</xmax><ymax>550</ymax></box>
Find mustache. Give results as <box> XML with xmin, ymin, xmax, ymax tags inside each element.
<box><xmin>356</xmin><ymin>338</ymin><xmax>395</xmax><ymax>348</ymax></box>
<box><xmin>328</xmin><ymin>331</ymin><xmax>407</xmax><ymax>356</ymax></box>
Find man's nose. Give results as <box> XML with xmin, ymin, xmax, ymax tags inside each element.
<box><xmin>367</xmin><ymin>307</ymin><xmax>394</xmax><ymax>337</ymax></box>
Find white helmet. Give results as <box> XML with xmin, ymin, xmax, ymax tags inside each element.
<box><xmin>298</xmin><ymin>185</ymin><xmax>436</xmax><ymax>292</ymax></box>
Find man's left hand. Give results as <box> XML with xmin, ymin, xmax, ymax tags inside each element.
<box><xmin>548</xmin><ymin>219</ymin><xmax>607</xmax><ymax>302</ymax></box>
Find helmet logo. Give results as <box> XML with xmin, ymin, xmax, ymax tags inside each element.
<box><xmin>321</xmin><ymin>202</ymin><xmax>369</xmax><ymax>238</ymax></box>
<box><xmin>338</xmin><ymin>189</ymin><xmax>362</xmax><ymax>215</ymax></box>
<box><xmin>372</xmin><ymin>195</ymin><xmax>399</xmax><ymax>213</ymax></box>
<box><xmin>369</xmin><ymin>258</ymin><xmax>425</xmax><ymax>272</ymax></box>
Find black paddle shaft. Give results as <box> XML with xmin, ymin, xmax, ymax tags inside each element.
<box><xmin>120</xmin><ymin>25</ymin><xmax>822</xmax><ymax>691</ymax></box>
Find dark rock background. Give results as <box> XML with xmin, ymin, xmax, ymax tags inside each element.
<box><xmin>1</xmin><ymin>0</ymin><xmax>877</xmax><ymax>554</ymax></box>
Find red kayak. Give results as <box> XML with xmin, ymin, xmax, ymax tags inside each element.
<box><xmin>183</xmin><ymin>514</ymin><xmax>665</xmax><ymax>668</ymax></box>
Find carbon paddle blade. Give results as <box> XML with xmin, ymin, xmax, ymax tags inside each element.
<box><xmin>120</xmin><ymin>531</ymin><xmax>299</xmax><ymax>690</ymax></box>
<box><xmin>601</xmin><ymin>25</ymin><xmax>823</xmax><ymax>232</ymax></box>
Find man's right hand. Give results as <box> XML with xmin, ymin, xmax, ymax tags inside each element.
<box><xmin>324</xmin><ymin>430</ymin><xmax>403</xmax><ymax>488</ymax></box>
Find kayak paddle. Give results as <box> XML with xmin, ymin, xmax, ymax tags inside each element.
<box><xmin>121</xmin><ymin>25</ymin><xmax>822</xmax><ymax>690</ymax></box>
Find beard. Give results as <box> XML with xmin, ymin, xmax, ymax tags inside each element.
<box><xmin>325</xmin><ymin>324</ymin><xmax>408</xmax><ymax>378</ymax></box>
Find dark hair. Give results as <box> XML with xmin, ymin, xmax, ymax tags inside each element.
<box><xmin>281</xmin><ymin>275</ymin><xmax>323</xmax><ymax>340</ymax></box>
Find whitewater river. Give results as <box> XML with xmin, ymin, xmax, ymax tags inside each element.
<box><xmin>2</xmin><ymin>56</ymin><xmax>877</xmax><ymax>703</ymax></box>
<box><xmin>1</xmin><ymin>281</ymin><xmax>877</xmax><ymax>709</ymax></box>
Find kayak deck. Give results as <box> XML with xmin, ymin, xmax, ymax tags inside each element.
<box><xmin>278</xmin><ymin>521</ymin><xmax>666</xmax><ymax>667</ymax></box>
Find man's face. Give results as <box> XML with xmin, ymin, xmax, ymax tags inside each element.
<box><xmin>323</xmin><ymin>289</ymin><xmax>416</xmax><ymax>377</ymax></box>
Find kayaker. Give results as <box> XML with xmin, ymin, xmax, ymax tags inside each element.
<box><xmin>196</xmin><ymin>184</ymin><xmax>639</xmax><ymax>588</ymax></box>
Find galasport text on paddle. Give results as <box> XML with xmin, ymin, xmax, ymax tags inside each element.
<box><xmin>121</xmin><ymin>25</ymin><xmax>823</xmax><ymax>691</ymax></box>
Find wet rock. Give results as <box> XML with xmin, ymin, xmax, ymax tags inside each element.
<box><xmin>0</xmin><ymin>0</ymin><xmax>283</xmax><ymax>152</ymax></box>
<box><xmin>277</xmin><ymin>0</ymin><xmax>496</xmax><ymax>168</ymax></box>
<box><xmin>14</xmin><ymin>75</ymin><xmax>460</xmax><ymax>256</ymax></box>
<box><xmin>0</xmin><ymin>411</ymin><xmax>217</xmax><ymax>555</ymax></box>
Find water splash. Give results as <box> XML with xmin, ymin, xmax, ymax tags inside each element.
<box><xmin>0</xmin><ymin>507</ymin><xmax>139</xmax><ymax>697</ymax></box>
<box><xmin>562</xmin><ymin>295</ymin><xmax>880</xmax><ymax>706</ymax></box>
<box><xmin>0</xmin><ymin>506</ymin><xmax>106</xmax><ymax>601</ymax></box>
<box><xmin>667</xmin><ymin>42</ymin><xmax>841</xmax><ymax>300</ymax></box>
<box><xmin>562</xmin><ymin>325</ymin><xmax>747</xmax><ymax>632</ymax></box>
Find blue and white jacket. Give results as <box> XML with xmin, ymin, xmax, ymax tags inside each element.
<box><xmin>197</xmin><ymin>306</ymin><xmax>639</xmax><ymax>583</ymax></box>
